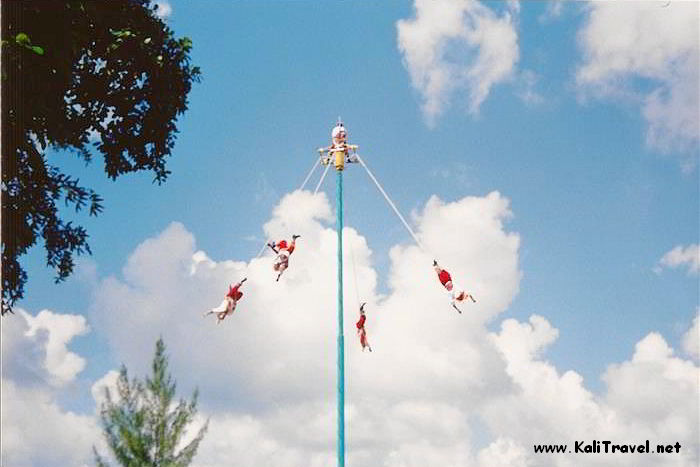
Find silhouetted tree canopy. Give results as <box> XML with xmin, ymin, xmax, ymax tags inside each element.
<box><xmin>2</xmin><ymin>0</ymin><xmax>201</xmax><ymax>314</ymax></box>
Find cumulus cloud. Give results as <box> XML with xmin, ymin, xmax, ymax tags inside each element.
<box><xmin>83</xmin><ymin>190</ymin><xmax>700</xmax><ymax>466</ymax></box>
<box><xmin>22</xmin><ymin>309</ymin><xmax>89</xmax><ymax>386</ymax></box>
<box><xmin>1</xmin><ymin>307</ymin><xmax>89</xmax><ymax>388</ymax></box>
<box><xmin>91</xmin><ymin>370</ymin><xmax>121</xmax><ymax>411</ymax></box>
<box><xmin>397</xmin><ymin>0</ymin><xmax>519</xmax><ymax>123</ymax></box>
<box><xmin>4</xmin><ymin>189</ymin><xmax>699</xmax><ymax>466</ymax></box>
<box><xmin>576</xmin><ymin>1</ymin><xmax>700</xmax><ymax>158</ymax></box>
<box><xmin>657</xmin><ymin>244</ymin><xmax>700</xmax><ymax>275</ymax></box>
<box><xmin>80</xmin><ymin>189</ymin><xmax>520</xmax><ymax>466</ymax></box>
<box><xmin>602</xmin><ymin>332</ymin><xmax>699</xmax><ymax>461</ymax></box>
<box><xmin>1</xmin><ymin>379</ymin><xmax>101</xmax><ymax>467</ymax></box>
<box><xmin>485</xmin><ymin>315</ymin><xmax>699</xmax><ymax>467</ymax></box>
<box><xmin>683</xmin><ymin>312</ymin><xmax>699</xmax><ymax>359</ymax></box>
<box><xmin>1</xmin><ymin>308</ymin><xmax>101</xmax><ymax>466</ymax></box>
<box><xmin>476</xmin><ymin>437</ymin><xmax>533</xmax><ymax>467</ymax></box>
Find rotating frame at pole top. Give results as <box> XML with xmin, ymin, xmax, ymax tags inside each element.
<box><xmin>318</xmin><ymin>144</ymin><xmax>359</xmax><ymax>171</ymax></box>
<box><xmin>318</xmin><ymin>120</ymin><xmax>359</xmax><ymax>171</ymax></box>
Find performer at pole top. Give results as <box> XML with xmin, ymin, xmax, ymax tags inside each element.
<box><xmin>332</xmin><ymin>122</ymin><xmax>347</xmax><ymax>146</ymax></box>
<box><xmin>321</xmin><ymin>119</ymin><xmax>358</xmax><ymax>169</ymax></box>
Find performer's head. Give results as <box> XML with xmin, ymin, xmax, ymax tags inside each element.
<box><xmin>332</xmin><ymin>122</ymin><xmax>346</xmax><ymax>145</ymax></box>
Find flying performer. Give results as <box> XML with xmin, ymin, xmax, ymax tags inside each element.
<box><xmin>356</xmin><ymin>302</ymin><xmax>372</xmax><ymax>352</ymax></box>
<box><xmin>268</xmin><ymin>234</ymin><xmax>301</xmax><ymax>281</ymax></box>
<box><xmin>204</xmin><ymin>278</ymin><xmax>247</xmax><ymax>323</ymax></box>
<box><xmin>433</xmin><ymin>260</ymin><xmax>476</xmax><ymax>313</ymax></box>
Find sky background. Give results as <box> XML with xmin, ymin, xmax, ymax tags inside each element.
<box><xmin>2</xmin><ymin>1</ymin><xmax>699</xmax><ymax>467</ymax></box>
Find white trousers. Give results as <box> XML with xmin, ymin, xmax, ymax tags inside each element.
<box><xmin>211</xmin><ymin>297</ymin><xmax>234</xmax><ymax>313</ymax></box>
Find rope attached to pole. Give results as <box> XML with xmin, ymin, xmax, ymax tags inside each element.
<box><xmin>356</xmin><ymin>155</ymin><xmax>427</xmax><ymax>252</ymax></box>
<box><xmin>253</xmin><ymin>156</ymin><xmax>322</xmax><ymax>260</ymax></box>
<box><xmin>300</xmin><ymin>156</ymin><xmax>321</xmax><ymax>192</ymax></box>
<box><xmin>315</xmin><ymin>162</ymin><xmax>332</xmax><ymax>195</ymax></box>
<box><xmin>348</xmin><ymin>231</ymin><xmax>362</xmax><ymax>310</ymax></box>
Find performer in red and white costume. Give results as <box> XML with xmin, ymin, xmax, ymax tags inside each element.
<box><xmin>268</xmin><ymin>234</ymin><xmax>301</xmax><ymax>281</ymax></box>
<box><xmin>204</xmin><ymin>278</ymin><xmax>247</xmax><ymax>323</ymax></box>
<box><xmin>433</xmin><ymin>260</ymin><xmax>475</xmax><ymax>313</ymax></box>
<box><xmin>356</xmin><ymin>302</ymin><xmax>372</xmax><ymax>352</ymax></box>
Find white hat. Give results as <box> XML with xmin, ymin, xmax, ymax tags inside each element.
<box><xmin>332</xmin><ymin>124</ymin><xmax>346</xmax><ymax>138</ymax></box>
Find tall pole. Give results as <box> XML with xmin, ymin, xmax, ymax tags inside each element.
<box><xmin>336</xmin><ymin>169</ymin><xmax>345</xmax><ymax>467</ymax></box>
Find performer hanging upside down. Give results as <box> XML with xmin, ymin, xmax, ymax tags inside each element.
<box><xmin>268</xmin><ymin>235</ymin><xmax>301</xmax><ymax>281</ymax></box>
<box><xmin>433</xmin><ymin>260</ymin><xmax>476</xmax><ymax>313</ymax></box>
<box><xmin>356</xmin><ymin>302</ymin><xmax>372</xmax><ymax>352</ymax></box>
<box><xmin>204</xmin><ymin>278</ymin><xmax>247</xmax><ymax>323</ymax></box>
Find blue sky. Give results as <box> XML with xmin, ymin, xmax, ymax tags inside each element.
<box><xmin>4</xmin><ymin>2</ymin><xmax>699</xmax><ymax>467</ymax></box>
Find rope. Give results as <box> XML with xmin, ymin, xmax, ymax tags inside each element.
<box><xmin>314</xmin><ymin>162</ymin><xmax>331</xmax><ymax>195</ymax></box>
<box><xmin>348</xmin><ymin>230</ymin><xmax>361</xmax><ymax>310</ymax></box>
<box><xmin>356</xmin><ymin>154</ymin><xmax>426</xmax><ymax>252</ymax></box>
<box><xmin>300</xmin><ymin>156</ymin><xmax>321</xmax><ymax>192</ymax></box>
<box><xmin>253</xmin><ymin>156</ymin><xmax>322</xmax><ymax>261</ymax></box>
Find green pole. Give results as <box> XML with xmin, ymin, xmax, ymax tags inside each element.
<box><xmin>336</xmin><ymin>169</ymin><xmax>345</xmax><ymax>467</ymax></box>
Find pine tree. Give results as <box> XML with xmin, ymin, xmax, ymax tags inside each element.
<box><xmin>94</xmin><ymin>338</ymin><xmax>208</xmax><ymax>466</ymax></box>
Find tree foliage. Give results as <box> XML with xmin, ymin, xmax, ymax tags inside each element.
<box><xmin>1</xmin><ymin>1</ymin><xmax>201</xmax><ymax>314</ymax></box>
<box><xmin>95</xmin><ymin>338</ymin><xmax>208</xmax><ymax>467</ymax></box>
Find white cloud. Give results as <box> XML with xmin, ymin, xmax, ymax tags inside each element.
<box><xmin>1</xmin><ymin>379</ymin><xmax>101</xmax><ymax>467</ymax></box>
<box><xmin>1</xmin><ymin>308</ymin><xmax>101</xmax><ymax>467</ymax></box>
<box><xmin>477</xmin><ymin>437</ymin><xmax>533</xmax><ymax>467</ymax></box>
<box><xmin>5</xmin><ymin>188</ymin><xmax>699</xmax><ymax>466</ymax></box>
<box><xmin>658</xmin><ymin>244</ymin><xmax>699</xmax><ymax>275</ymax></box>
<box><xmin>22</xmin><ymin>309</ymin><xmax>89</xmax><ymax>386</ymax></box>
<box><xmin>397</xmin><ymin>0</ymin><xmax>519</xmax><ymax>124</ymax></box>
<box><xmin>486</xmin><ymin>315</ymin><xmax>699</xmax><ymax>467</ymax></box>
<box><xmin>515</xmin><ymin>69</ymin><xmax>544</xmax><ymax>106</ymax></box>
<box><xmin>82</xmin><ymin>189</ymin><xmax>520</xmax><ymax>466</ymax></box>
<box><xmin>682</xmin><ymin>311</ymin><xmax>699</xmax><ymax>359</ymax></box>
<box><xmin>576</xmin><ymin>1</ymin><xmax>700</xmax><ymax>157</ymax></box>
<box><xmin>153</xmin><ymin>1</ymin><xmax>173</xmax><ymax>19</ymax></box>
<box><xmin>90</xmin><ymin>370</ymin><xmax>121</xmax><ymax>412</ymax></box>
<box><xmin>602</xmin><ymin>332</ymin><xmax>699</xmax><ymax>459</ymax></box>
<box><xmin>538</xmin><ymin>0</ymin><xmax>565</xmax><ymax>24</ymax></box>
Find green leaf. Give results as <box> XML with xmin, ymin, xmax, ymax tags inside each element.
<box><xmin>15</xmin><ymin>32</ymin><xmax>30</xmax><ymax>45</ymax></box>
<box><xmin>31</xmin><ymin>46</ymin><xmax>44</xmax><ymax>55</ymax></box>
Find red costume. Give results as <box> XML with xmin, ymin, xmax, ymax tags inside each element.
<box><xmin>269</xmin><ymin>236</ymin><xmax>300</xmax><ymax>281</ymax></box>
<box><xmin>356</xmin><ymin>305</ymin><xmax>372</xmax><ymax>352</ymax></box>
<box><xmin>226</xmin><ymin>283</ymin><xmax>243</xmax><ymax>301</ymax></box>
<box><xmin>205</xmin><ymin>278</ymin><xmax>246</xmax><ymax>323</ymax></box>
<box><xmin>438</xmin><ymin>269</ymin><xmax>451</xmax><ymax>287</ymax></box>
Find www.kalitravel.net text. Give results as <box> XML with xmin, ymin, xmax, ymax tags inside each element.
<box><xmin>534</xmin><ymin>440</ymin><xmax>682</xmax><ymax>455</ymax></box>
